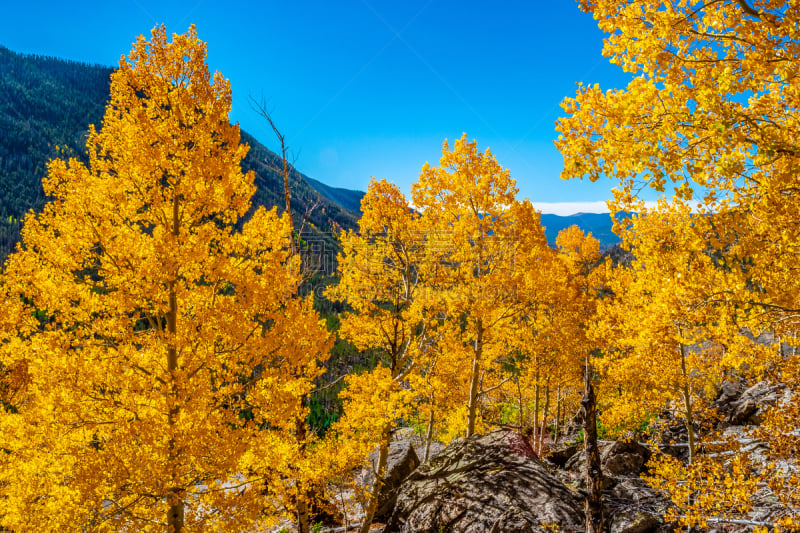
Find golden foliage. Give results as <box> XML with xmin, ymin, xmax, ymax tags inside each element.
<box><xmin>558</xmin><ymin>1</ymin><xmax>800</xmax><ymax>527</ymax></box>
<box><xmin>0</xmin><ymin>26</ymin><xmax>331</xmax><ymax>532</ymax></box>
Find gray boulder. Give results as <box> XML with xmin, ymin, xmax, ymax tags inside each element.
<box><xmin>564</xmin><ymin>440</ymin><xmax>651</xmax><ymax>481</ymax></box>
<box><xmin>606</xmin><ymin>477</ymin><xmax>672</xmax><ymax>533</ymax></box>
<box><xmin>384</xmin><ymin>429</ymin><xmax>583</xmax><ymax>533</ymax></box>
<box><xmin>545</xmin><ymin>442</ymin><xmax>580</xmax><ymax>468</ymax></box>
<box><xmin>728</xmin><ymin>398</ymin><xmax>758</xmax><ymax>425</ymax></box>
<box><xmin>601</xmin><ymin>441</ymin><xmax>651</xmax><ymax>477</ymax></box>
<box><xmin>714</xmin><ymin>380</ymin><xmax>744</xmax><ymax>409</ymax></box>
<box><xmin>715</xmin><ymin>380</ymin><xmax>786</xmax><ymax>426</ymax></box>
<box><xmin>609</xmin><ymin>511</ymin><xmax>662</xmax><ymax>533</ymax></box>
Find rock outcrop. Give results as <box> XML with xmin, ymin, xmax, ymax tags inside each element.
<box><xmin>714</xmin><ymin>379</ymin><xmax>787</xmax><ymax>426</ymax></box>
<box><xmin>558</xmin><ymin>440</ymin><xmax>670</xmax><ymax>532</ymax></box>
<box><xmin>384</xmin><ymin>429</ymin><xmax>583</xmax><ymax>533</ymax></box>
<box><xmin>563</xmin><ymin>439</ymin><xmax>650</xmax><ymax>481</ymax></box>
<box><xmin>601</xmin><ymin>440</ymin><xmax>651</xmax><ymax>477</ymax></box>
<box><xmin>605</xmin><ymin>477</ymin><xmax>671</xmax><ymax>533</ymax></box>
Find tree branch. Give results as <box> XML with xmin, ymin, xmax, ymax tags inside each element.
<box><xmin>734</xmin><ymin>0</ymin><xmax>761</xmax><ymax>19</ymax></box>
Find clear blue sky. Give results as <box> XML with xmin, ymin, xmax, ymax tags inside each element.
<box><xmin>1</xmin><ymin>0</ymin><xmax>637</xmax><ymax>214</ymax></box>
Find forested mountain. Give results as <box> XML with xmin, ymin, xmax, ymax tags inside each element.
<box><xmin>0</xmin><ymin>46</ymin><xmax>112</xmax><ymax>218</ymax></box>
<box><xmin>0</xmin><ymin>43</ymin><xmax>625</xmax><ymax>265</ymax></box>
<box><xmin>304</xmin><ymin>176</ymin><xmax>365</xmax><ymax>213</ymax></box>
<box><xmin>0</xmin><ymin>41</ymin><xmax>626</xmax><ymax>236</ymax></box>
<box><xmin>0</xmin><ymin>45</ymin><xmax>359</xmax><ymax>261</ymax></box>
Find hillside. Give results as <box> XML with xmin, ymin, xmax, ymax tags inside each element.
<box><xmin>0</xmin><ymin>45</ymin><xmax>359</xmax><ymax>261</ymax></box>
<box><xmin>304</xmin><ymin>176</ymin><xmax>365</xmax><ymax>213</ymax></box>
<box><xmin>0</xmin><ymin>43</ymin><xmax>626</xmax><ymax>261</ymax></box>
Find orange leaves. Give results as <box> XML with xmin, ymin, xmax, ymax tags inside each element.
<box><xmin>332</xmin><ymin>136</ymin><xmax>562</xmax><ymax>448</ymax></box>
<box><xmin>644</xmin><ymin>428</ymin><xmax>779</xmax><ymax>531</ymax></box>
<box><xmin>336</xmin><ymin>367</ymin><xmax>413</xmax><ymax>438</ymax></box>
<box><xmin>558</xmin><ymin>0</ymin><xmax>800</xmax><ymax>315</ymax></box>
<box><xmin>0</xmin><ymin>26</ymin><xmax>331</xmax><ymax>532</ymax></box>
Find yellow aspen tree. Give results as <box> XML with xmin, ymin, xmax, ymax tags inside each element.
<box><xmin>406</xmin><ymin>339</ymin><xmax>464</xmax><ymax>456</ymax></box>
<box><xmin>555</xmin><ymin>4</ymin><xmax>800</xmax><ymax>522</ymax></box>
<box><xmin>411</xmin><ymin>134</ymin><xmax>550</xmax><ymax>438</ymax></box>
<box><xmin>549</xmin><ymin>226</ymin><xmax>600</xmax><ymax>449</ymax></box>
<box><xmin>557</xmin><ymin>1</ymin><xmax>800</xmax><ymax>291</ymax></box>
<box><xmin>328</xmin><ymin>178</ymin><xmax>430</xmax><ymax>533</ymax></box>
<box><xmin>593</xmin><ymin>204</ymin><xmax>745</xmax><ymax>457</ymax></box>
<box><xmin>591</xmin><ymin>207</ymin><xmax>779</xmax><ymax>529</ymax></box>
<box><xmin>498</xmin><ymin>227</ymin><xmax>593</xmax><ymax>452</ymax></box>
<box><xmin>0</xmin><ymin>26</ymin><xmax>331</xmax><ymax>533</ymax></box>
<box><xmin>555</xmin><ymin>0</ymin><xmax>800</xmax><ymax>395</ymax></box>
<box><xmin>331</xmin><ymin>368</ymin><xmax>414</xmax><ymax>531</ymax></box>
<box><xmin>553</xmin><ymin>225</ymin><xmax>606</xmax><ymax>530</ymax></box>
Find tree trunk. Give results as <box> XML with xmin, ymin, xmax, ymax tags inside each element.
<box><xmin>679</xmin><ymin>343</ymin><xmax>696</xmax><ymax>464</ymax></box>
<box><xmin>360</xmin><ymin>425</ymin><xmax>390</xmax><ymax>533</ymax></box>
<box><xmin>681</xmin><ymin>384</ymin><xmax>696</xmax><ymax>464</ymax></box>
<box><xmin>166</xmin><ymin>308</ymin><xmax>184</xmax><ymax>533</ymax></box>
<box><xmin>538</xmin><ymin>382</ymin><xmax>550</xmax><ymax>455</ymax></box>
<box><xmin>296</xmin><ymin>414</ymin><xmax>310</xmax><ymax>533</ymax></box>
<box><xmin>582</xmin><ymin>368</ymin><xmax>603</xmax><ymax>533</ymax></box>
<box><xmin>296</xmin><ymin>500</ymin><xmax>310</xmax><ymax>533</ymax></box>
<box><xmin>166</xmin><ymin>489</ymin><xmax>184</xmax><ymax>533</ymax></box>
<box><xmin>424</xmin><ymin>406</ymin><xmax>435</xmax><ymax>463</ymax></box>
<box><xmin>533</xmin><ymin>366</ymin><xmax>540</xmax><ymax>440</ymax></box>
<box><xmin>554</xmin><ymin>385</ymin><xmax>562</xmax><ymax>446</ymax></box>
<box><xmin>166</xmin><ymin>196</ymin><xmax>184</xmax><ymax>533</ymax></box>
<box><xmin>466</xmin><ymin>321</ymin><xmax>484</xmax><ymax>437</ymax></box>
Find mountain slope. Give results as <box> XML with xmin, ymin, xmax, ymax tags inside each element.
<box><xmin>0</xmin><ymin>45</ymin><xmax>358</xmax><ymax>261</ymax></box>
<box><xmin>0</xmin><ymin>44</ymin><xmax>623</xmax><ymax>259</ymax></box>
<box><xmin>540</xmin><ymin>212</ymin><xmax>625</xmax><ymax>249</ymax></box>
<box><xmin>304</xmin><ymin>176</ymin><xmax>365</xmax><ymax>213</ymax></box>
<box><xmin>0</xmin><ymin>46</ymin><xmax>113</xmax><ymax>218</ymax></box>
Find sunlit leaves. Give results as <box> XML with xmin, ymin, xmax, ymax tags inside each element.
<box><xmin>0</xmin><ymin>26</ymin><xmax>331</xmax><ymax>532</ymax></box>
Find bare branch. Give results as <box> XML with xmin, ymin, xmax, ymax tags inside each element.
<box><xmin>249</xmin><ymin>95</ymin><xmax>296</xmax><ymax>255</ymax></box>
<box><xmin>479</xmin><ymin>376</ymin><xmax>513</xmax><ymax>396</ymax></box>
<box><xmin>310</xmin><ymin>373</ymin><xmax>346</xmax><ymax>394</ymax></box>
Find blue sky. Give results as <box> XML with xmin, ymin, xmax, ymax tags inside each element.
<box><xmin>1</xmin><ymin>1</ymin><xmax>637</xmax><ymax>214</ymax></box>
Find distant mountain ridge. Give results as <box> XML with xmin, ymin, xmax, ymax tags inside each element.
<box><xmin>0</xmin><ymin>45</ymin><xmax>361</xmax><ymax>260</ymax></box>
<box><xmin>0</xmin><ymin>44</ymin><xmax>620</xmax><ymax>257</ymax></box>
<box><xmin>540</xmin><ymin>212</ymin><xmax>624</xmax><ymax>249</ymax></box>
<box><xmin>304</xmin><ymin>176</ymin><xmax>365</xmax><ymax>213</ymax></box>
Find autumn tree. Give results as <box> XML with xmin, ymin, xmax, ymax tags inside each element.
<box><xmin>556</xmin><ymin>0</ymin><xmax>800</xmax><ymax>528</ymax></box>
<box><xmin>544</xmin><ymin>225</ymin><xmax>599</xmax><ymax>452</ymax></box>
<box><xmin>556</xmin><ymin>0</ymin><xmax>800</xmax><ymax>363</ymax></box>
<box><xmin>0</xmin><ymin>26</ymin><xmax>331</xmax><ymax>533</ymax></box>
<box><xmin>550</xmin><ymin>225</ymin><xmax>606</xmax><ymax>532</ymax></box>
<box><xmin>330</xmin><ymin>139</ymin><xmax>551</xmax><ymax>530</ymax></box>
<box><xmin>593</xmin><ymin>204</ymin><xmax>751</xmax><ymax>458</ymax></box>
<box><xmin>556</xmin><ymin>0</ymin><xmax>800</xmax><ymax>361</ymax></box>
<box><xmin>328</xmin><ymin>178</ymin><xmax>431</xmax><ymax>533</ymax></box>
<box><xmin>406</xmin><ymin>336</ymin><xmax>463</xmax><ymax>456</ymax></box>
<box><xmin>505</xmin><ymin>226</ymin><xmax>592</xmax><ymax>455</ymax></box>
<box><xmin>412</xmin><ymin>134</ymin><xmax>550</xmax><ymax>438</ymax></box>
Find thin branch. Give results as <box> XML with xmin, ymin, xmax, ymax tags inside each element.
<box><xmin>310</xmin><ymin>374</ymin><xmax>346</xmax><ymax>394</ymax></box>
<box><xmin>479</xmin><ymin>376</ymin><xmax>513</xmax><ymax>396</ymax></box>
<box><xmin>249</xmin><ymin>94</ymin><xmax>297</xmax><ymax>256</ymax></box>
